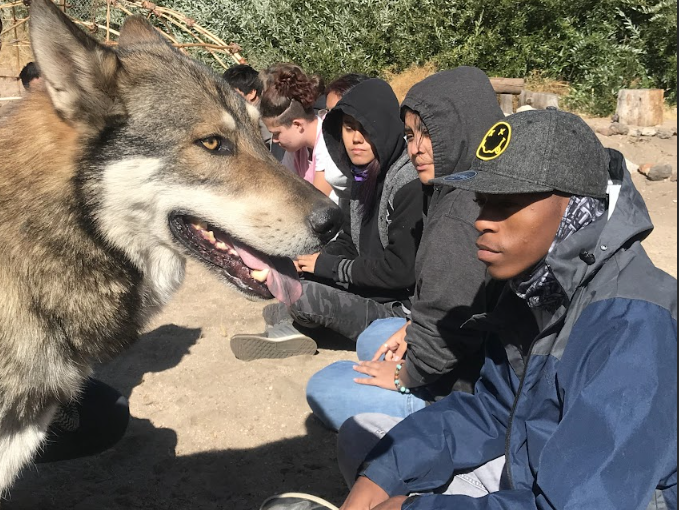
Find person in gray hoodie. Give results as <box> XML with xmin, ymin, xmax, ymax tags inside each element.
<box><xmin>231</xmin><ymin>79</ymin><xmax>424</xmax><ymax>362</ymax></box>
<box><xmin>305</xmin><ymin>67</ymin><xmax>505</xmax><ymax>431</ymax></box>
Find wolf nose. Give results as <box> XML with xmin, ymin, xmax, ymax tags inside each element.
<box><xmin>309</xmin><ymin>202</ymin><xmax>343</xmax><ymax>244</ymax></box>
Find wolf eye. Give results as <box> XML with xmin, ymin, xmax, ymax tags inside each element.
<box><xmin>197</xmin><ymin>136</ymin><xmax>233</xmax><ymax>155</ymax></box>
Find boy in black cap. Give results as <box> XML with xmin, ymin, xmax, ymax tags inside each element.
<box><xmin>269</xmin><ymin>109</ymin><xmax>678</xmax><ymax>509</ymax></box>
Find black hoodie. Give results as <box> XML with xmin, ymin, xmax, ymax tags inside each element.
<box><xmin>399</xmin><ymin>67</ymin><xmax>504</xmax><ymax>398</ymax></box>
<box><xmin>314</xmin><ymin>79</ymin><xmax>424</xmax><ymax>305</ymax></box>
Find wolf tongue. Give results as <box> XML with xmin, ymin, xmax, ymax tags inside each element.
<box><xmin>232</xmin><ymin>242</ymin><xmax>302</xmax><ymax>307</ymax></box>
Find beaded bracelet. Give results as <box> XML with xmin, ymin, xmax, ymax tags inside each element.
<box><xmin>394</xmin><ymin>363</ymin><xmax>411</xmax><ymax>394</ymax></box>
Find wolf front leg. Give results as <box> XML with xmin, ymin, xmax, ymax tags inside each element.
<box><xmin>0</xmin><ymin>405</ymin><xmax>57</xmax><ymax>496</ymax></box>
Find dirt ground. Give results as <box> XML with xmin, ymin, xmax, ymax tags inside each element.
<box><xmin>4</xmin><ymin>117</ymin><xmax>677</xmax><ymax>510</ymax></box>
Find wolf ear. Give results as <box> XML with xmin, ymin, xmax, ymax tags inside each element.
<box><xmin>118</xmin><ymin>15</ymin><xmax>169</xmax><ymax>49</ymax></box>
<box><xmin>29</xmin><ymin>0</ymin><xmax>123</xmax><ymax>129</ymax></box>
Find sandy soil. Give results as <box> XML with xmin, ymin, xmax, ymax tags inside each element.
<box><xmin>5</xmin><ymin>119</ymin><xmax>677</xmax><ymax>510</ymax></box>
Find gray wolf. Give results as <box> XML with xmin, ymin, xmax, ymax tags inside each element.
<box><xmin>0</xmin><ymin>0</ymin><xmax>340</xmax><ymax>494</ymax></box>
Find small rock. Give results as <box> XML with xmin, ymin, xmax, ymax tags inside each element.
<box><xmin>638</xmin><ymin>163</ymin><xmax>653</xmax><ymax>176</ymax></box>
<box><xmin>641</xmin><ymin>127</ymin><xmax>658</xmax><ymax>137</ymax></box>
<box><xmin>657</xmin><ymin>128</ymin><xmax>674</xmax><ymax>140</ymax></box>
<box><xmin>647</xmin><ymin>164</ymin><xmax>674</xmax><ymax>182</ymax></box>
<box><xmin>671</xmin><ymin>172</ymin><xmax>678</xmax><ymax>183</ymax></box>
<box><xmin>610</xmin><ymin>122</ymin><xmax>629</xmax><ymax>135</ymax></box>
<box><xmin>628</xmin><ymin>128</ymin><xmax>642</xmax><ymax>138</ymax></box>
<box><xmin>596</xmin><ymin>126</ymin><xmax>614</xmax><ymax>137</ymax></box>
<box><xmin>516</xmin><ymin>105</ymin><xmax>536</xmax><ymax>113</ymax></box>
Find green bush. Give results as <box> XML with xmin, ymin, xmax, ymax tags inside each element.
<box><xmin>164</xmin><ymin>0</ymin><xmax>677</xmax><ymax>115</ymax></box>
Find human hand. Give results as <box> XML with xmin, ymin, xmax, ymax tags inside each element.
<box><xmin>372</xmin><ymin>323</ymin><xmax>409</xmax><ymax>362</ymax></box>
<box><xmin>353</xmin><ymin>360</ymin><xmax>402</xmax><ymax>391</ymax></box>
<box><xmin>373</xmin><ymin>497</ymin><xmax>410</xmax><ymax>510</ymax></box>
<box><xmin>339</xmin><ymin>477</ymin><xmax>390</xmax><ymax>510</ymax></box>
<box><xmin>296</xmin><ymin>252</ymin><xmax>320</xmax><ymax>274</ymax></box>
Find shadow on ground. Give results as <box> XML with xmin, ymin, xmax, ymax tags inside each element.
<box><xmin>5</xmin><ymin>325</ymin><xmax>346</xmax><ymax>510</ymax></box>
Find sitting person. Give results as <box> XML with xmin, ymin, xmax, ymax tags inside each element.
<box><xmin>325</xmin><ymin>73</ymin><xmax>371</xmax><ymax>111</ymax></box>
<box><xmin>223</xmin><ymin>64</ymin><xmax>286</xmax><ymax>162</ymax></box>
<box><xmin>231</xmin><ymin>79</ymin><xmax>423</xmax><ymax>361</ymax></box>
<box><xmin>318</xmin><ymin>73</ymin><xmax>371</xmax><ymax>203</ymax></box>
<box><xmin>266</xmin><ymin>109</ymin><xmax>678</xmax><ymax>509</ymax></box>
<box><xmin>223</xmin><ymin>63</ymin><xmax>263</xmax><ymax>104</ymax></box>
<box><xmin>305</xmin><ymin>67</ymin><xmax>505</xmax><ymax>431</ymax></box>
<box><xmin>259</xmin><ymin>63</ymin><xmax>340</xmax><ymax>199</ymax></box>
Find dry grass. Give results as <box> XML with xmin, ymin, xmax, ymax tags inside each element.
<box><xmin>524</xmin><ymin>70</ymin><xmax>571</xmax><ymax>96</ymax></box>
<box><xmin>384</xmin><ymin>62</ymin><xmax>437</xmax><ymax>103</ymax></box>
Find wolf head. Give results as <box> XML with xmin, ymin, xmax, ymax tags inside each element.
<box><xmin>28</xmin><ymin>0</ymin><xmax>341</xmax><ymax>306</ymax></box>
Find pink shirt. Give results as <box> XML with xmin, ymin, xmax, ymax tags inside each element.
<box><xmin>282</xmin><ymin>116</ymin><xmax>324</xmax><ymax>184</ymax></box>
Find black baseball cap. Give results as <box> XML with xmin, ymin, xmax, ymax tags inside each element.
<box><xmin>431</xmin><ymin>109</ymin><xmax>610</xmax><ymax>198</ymax></box>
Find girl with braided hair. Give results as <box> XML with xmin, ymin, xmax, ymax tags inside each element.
<box><xmin>260</xmin><ymin>64</ymin><xmax>339</xmax><ymax>198</ymax></box>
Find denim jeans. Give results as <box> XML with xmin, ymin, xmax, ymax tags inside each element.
<box><xmin>306</xmin><ymin>318</ymin><xmax>428</xmax><ymax>432</ymax></box>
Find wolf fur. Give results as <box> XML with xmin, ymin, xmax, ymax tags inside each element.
<box><xmin>0</xmin><ymin>0</ymin><xmax>339</xmax><ymax>494</ymax></box>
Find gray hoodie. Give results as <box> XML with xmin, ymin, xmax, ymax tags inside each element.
<box><xmin>400</xmin><ymin>67</ymin><xmax>504</xmax><ymax>398</ymax></box>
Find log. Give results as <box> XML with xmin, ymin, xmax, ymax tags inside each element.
<box><xmin>499</xmin><ymin>94</ymin><xmax>514</xmax><ymax>115</ymax></box>
<box><xmin>490</xmin><ymin>78</ymin><xmax>525</xmax><ymax>95</ymax></box>
<box><xmin>616</xmin><ymin>89</ymin><xmax>664</xmax><ymax>127</ymax></box>
<box><xmin>519</xmin><ymin>90</ymin><xmax>560</xmax><ymax>110</ymax></box>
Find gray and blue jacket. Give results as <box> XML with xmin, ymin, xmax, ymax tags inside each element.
<box><xmin>363</xmin><ymin>151</ymin><xmax>678</xmax><ymax>509</ymax></box>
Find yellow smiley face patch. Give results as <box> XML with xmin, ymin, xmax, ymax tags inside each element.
<box><xmin>477</xmin><ymin>121</ymin><xmax>512</xmax><ymax>161</ymax></box>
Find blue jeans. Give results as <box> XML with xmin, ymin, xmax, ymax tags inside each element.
<box><xmin>306</xmin><ymin>318</ymin><xmax>428</xmax><ymax>431</ymax></box>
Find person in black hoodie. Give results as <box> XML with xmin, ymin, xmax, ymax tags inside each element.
<box><xmin>230</xmin><ymin>79</ymin><xmax>424</xmax><ymax>361</ymax></box>
<box><xmin>305</xmin><ymin>68</ymin><xmax>504</xmax><ymax>432</ymax></box>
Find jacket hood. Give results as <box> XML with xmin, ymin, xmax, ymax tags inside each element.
<box><xmin>400</xmin><ymin>67</ymin><xmax>504</xmax><ymax>179</ymax></box>
<box><xmin>548</xmin><ymin>149</ymin><xmax>655</xmax><ymax>300</ymax></box>
<box><xmin>323</xmin><ymin>78</ymin><xmax>406</xmax><ymax>178</ymax></box>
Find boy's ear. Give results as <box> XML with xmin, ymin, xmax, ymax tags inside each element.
<box><xmin>29</xmin><ymin>0</ymin><xmax>123</xmax><ymax>131</ymax></box>
<box><xmin>118</xmin><ymin>15</ymin><xmax>170</xmax><ymax>49</ymax></box>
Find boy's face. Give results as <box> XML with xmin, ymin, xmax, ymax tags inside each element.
<box><xmin>404</xmin><ymin>111</ymin><xmax>435</xmax><ymax>184</ymax></box>
<box><xmin>474</xmin><ymin>192</ymin><xmax>570</xmax><ymax>280</ymax></box>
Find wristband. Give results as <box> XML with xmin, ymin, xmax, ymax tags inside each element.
<box><xmin>394</xmin><ymin>363</ymin><xmax>411</xmax><ymax>394</ymax></box>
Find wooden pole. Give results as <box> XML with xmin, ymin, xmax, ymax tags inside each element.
<box><xmin>490</xmin><ymin>78</ymin><xmax>525</xmax><ymax>95</ymax></box>
<box><xmin>106</xmin><ymin>0</ymin><xmax>111</xmax><ymax>43</ymax></box>
<box><xmin>11</xmin><ymin>6</ymin><xmax>20</xmax><ymax>96</ymax></box>
<box><xmin>499</xmin><ymin>94</ymin><xmax>514</xmax><ymax>115</ymax></box>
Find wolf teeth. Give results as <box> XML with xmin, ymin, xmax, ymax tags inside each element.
<box><xmin>191</xmin><ymin>221</ymin><xmax>208</xmax><ymax>231</ymax></box>
<box><xmin>202</xmin><ymin>230</ymin><xmax>216</xmax><ymax>244</ymax></box>
<box><xmin>251</xmin><ymin>268</ymin><xmax>270</xmax><ymax>283</ymax></box>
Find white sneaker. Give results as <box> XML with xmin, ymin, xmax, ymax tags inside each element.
<box><xmin>230</xmin><ymin>323</ymin><xmax>317</xmax><ymax>361</ymax></box>
<box><xmin>260</xmin><ymin>493</ymin><xmax>338</xmax><ymax>510</ymax></box>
